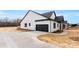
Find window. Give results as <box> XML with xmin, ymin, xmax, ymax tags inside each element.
<box><xmin>29</xmin><ymin>23</ymin><xmax>31</xmax><ymax>26</ymax></box>
<box><xmin>53</xmin><ymin>23</ymin><xmax>56</xmax><ymax>28</ymax></box>
<box><xmin>25</xmin><ymin>23</ymin><xmax>27</xmax><ymax>27</ymax></box>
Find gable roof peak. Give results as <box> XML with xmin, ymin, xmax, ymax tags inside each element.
<box><xmin>20</xmin><ymin>10</ymin><xmax>57</xmax><ymax>23</ymax></box>
<box><xmin>42</xmin><ymin>11</ymin><xmax>56</xmax><ymax>18</ymax></box>
<box><xmin>28</xmin><ymin>10</ymin><xmax>56</xmax><ymax>19</ymax></box>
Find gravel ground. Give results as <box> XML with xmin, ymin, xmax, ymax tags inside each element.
<box><xmin>0</xmin><ymin>31</ymin><xmax>58</xmax><ymax>48</ymax></box>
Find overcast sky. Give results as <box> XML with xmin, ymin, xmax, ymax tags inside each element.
<box><xmin>0</xmin><ymin>10</ymin><xmax>79</xmax><ymax>24</ymax></box>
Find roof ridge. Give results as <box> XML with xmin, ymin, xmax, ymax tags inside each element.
<box><xmin>28</xmin><ymin>10</ymin><xmax>56</xmax><ymax>19</ymax></box>
<box><xmin>30</xmin><ymin>10</ymin><xmax>50</xmax><ymax>19</ymax></box>
<box><xmin>20</xmin><ymin>10</ymin><xmax>56</xmax><ymax>23</ymax></box>
<box><xmin>42</xmin><ymin>11</ymin><xmax>56</xmax><ymax>19</ymax></box>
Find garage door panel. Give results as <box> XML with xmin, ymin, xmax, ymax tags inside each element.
<box><xmin>36</xmin><ymin>24</ymin><xmax>48</xmax><ymax>32</ymax></box>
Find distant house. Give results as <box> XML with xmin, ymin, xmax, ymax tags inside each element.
<box><xmin>20</xmin><ymin>10</ymin><xmax>67</xmax><ymax>32</ymax></box>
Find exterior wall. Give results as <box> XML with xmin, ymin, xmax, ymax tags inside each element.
<box><xmin>57</xmin><ymin>23</ymin><xmax>61</xmax><ymax>30</ymax></box>
<box><xmin>61</xmin><ymin>23</ymin><xmax>64</xmax><ymax>30</ymax></box>
<box><xmin>50</xmin><ymin>21</ymin><xmax>59</xmax><ymax>32</ymax></box>
<box><xmin>20</xmin><ymin>11</ymin><xmax>47</xmax><ymax>30</ymax></box>
<box><xmin>36</xmin><ymin>21</ymin><xmax>59</xmax><ymax>32</ymax></box>
<box><xmin>58</xmin><ymin>23</ymin><xmax>63</xmax><ymax>30</ymax></box>
<box><xmin>20</xmin><ymin>11</ymin><xmax>61</xmax><ymax>32</ymax></box>
<box><xmin>50</xmin><ymin>13</ymin><xmax>55</xmax><ymax>19</ymax></box>
<box><xmin>58</xmin><ymin>23</ymin><xmax>68</xmax><ymax>30</ymax></box>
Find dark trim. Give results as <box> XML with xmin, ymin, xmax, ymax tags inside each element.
<box><xmin>25</xmin><ymin>23</ymin><xmax>27</xmax><ymax>27</ymax></box>
<box><xmin>35</xmin><ymin>18</ymin><xmax>58</xmax><ymax>22</ymax></box>
<box><xmin>20</xmin><ymin>10</ymin><xmax>50</xmax><ymax>23</ymax></box>
<box><xmin>20</xmin><ymin>10</ymin><xmax>60</xmax><ymax>23</ymax></box>
<box><xmin>50</xmin><ymin>11</ymin><xmax>56</xmax><ymax>19</ymax></box>
<box><xmin>54</xmin><ymin>11</ymin><xmax>56</xmax><ymax>18</ymax></box>
<box><xmin>35</xmin><ymin>19</ymin><xmax>51</xmax><ymax>22</ymax></box>
<box><xmin>30</xmin><ymin>10</ymin><xmax>50</xmax><ymax>19</ymax></box>
<box><xmin>20</xmin><ymin>10</ymin><xmax>30</xmax><ymax>23</ymax></box>
<box><xmin>53</xmin><ymin>22</ymin><xmax>56</xmax><ymax>28</ymax></box>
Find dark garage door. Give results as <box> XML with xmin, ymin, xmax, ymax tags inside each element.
<box><xmin>36</xmin><ymin>24</ymin><xmax>48</xmax><ymax>32</ymax></box>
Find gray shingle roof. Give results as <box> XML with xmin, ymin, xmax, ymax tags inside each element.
<box><xmin>55</xmin><ymin>16</ymin><xmax>64</xmax><ymax>22</ymax></box>
<box><xmin>42</xmin><ymin>11</ymin><xmax>56</xmax><ymax>18</ymax></box>
<box><xmin>20</xmin><ymin>10</ymin><xmax>65</xmax><ymax>23</ymax></box>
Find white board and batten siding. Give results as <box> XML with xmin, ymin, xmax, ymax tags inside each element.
<box><xmin>35</xmin><ymin>21</ymin><xmax>59</xmax><ymax>32</ymax></box>
<box><xmin>50</xmin><ymin>13</ymin><xmax>56</xmax><ymax>19</ymax></box>
<box><xmin>50</xmin><ymin>21</ymin><xmax>59</xmax><ymax>32</ymax></box>
<box><xmin>20</xmin><ymin>11</ymin><xmax>47</xmax><ymax>30</ymax></box>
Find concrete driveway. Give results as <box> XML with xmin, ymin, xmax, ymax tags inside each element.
<box><xmin>0</xmin><ymin>31</ymin><xmax>57</xmax><ymax>48</ymax></box>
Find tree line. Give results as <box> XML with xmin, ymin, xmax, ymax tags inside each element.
<box><xmin>0</xmin><ymin>17</ymin><xmax>21</xmax><ymax>27</ymax></box>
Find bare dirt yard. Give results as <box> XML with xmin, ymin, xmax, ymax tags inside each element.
<box><xmin>0</xmin><ymin>27</ymin><xmax>21</xmax><ymax>32</ymax></box>
<box><xmin>0</xmin><ymin>27</ymin><xmax>32</xmax><ymax>32</ymax></box>
<box><xmin>38</xmin><ymin>27</ymin><xmax>79</xmax><ymax>48</ymax></box>
<box><xmin>1</xmin><ymin>27</ymin><xmax>79</xmax><ymax>48</ymax></box>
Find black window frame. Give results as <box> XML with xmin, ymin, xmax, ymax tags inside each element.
<box><xmin>29</xmin><ymin>23</ymin><xmax>31</xmax><ymax>26</ymax></box>
<box><xmin>53</xmin><ymin>23</ymin><xmax>56</xmax><ymax>28</ymax></box>
<box><xmin>25</xmin><ymin>23</ymin><xmax>27</xmax><ymax>27</ymax></box>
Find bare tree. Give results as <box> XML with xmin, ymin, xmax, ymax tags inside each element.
<box><xmin>0</xmin><ymin>17</ymin><xmax>21</xmax><ymax>27</ymax></box>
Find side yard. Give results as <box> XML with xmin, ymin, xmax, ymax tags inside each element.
<box><xmin>38</xmin><ymin>27</ymin><xmax>79</xmax><ymax>48</ymax></box>
<box><xmin>0</xmin><ymin>27</ymin><xmax>32</xmax><ymax>32</ymax></box>
<box><xmin>0</xmin><ymin>27</ymin><xmax>79</xmax><ymax>48</ymax></box>
<box><xmin>0</xmin><ymin>27</ymin><xmax>20</xmax><ymax>32</ymax></box>
<box><xmin>0</xmin><ymin>27</ymin><xmax>57</xmax><ymax>48</ymax></box>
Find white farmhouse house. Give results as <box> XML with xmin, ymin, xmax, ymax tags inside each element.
<box><xmin>20</xmin><ymin>10</ymin><xmax>67</xmax><ymax>32</ymax></box>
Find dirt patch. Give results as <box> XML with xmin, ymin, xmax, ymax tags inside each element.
<box><xmin>0</xmin><ymin>27</ymin><xmax>19</xmax><ymax>32</ymax></box>
<box><xmin>68</xmin><ymin>27</ymin><xmax>79</xmax><ymax>30</ymax></box>
<box><xmin>38</xmin><ymin>34</ymin><xmax>79</xmax><ymax>48</ymax></box>
<box><xmin>69</xmin><ymin>37</ymin><xmax>79</xmax><ymax>42</ymax></box>
<box><xmin>0</xmin><ymin>27</ymin><xmax>33</xmax><ymax>32</ymax></box>
<box><xmin>38</xmin><ymin>27</ymin><xmax>79</xmax><ymax>48</ymax></box>
<box><xmin>17</xmin><ymin>27</ymin><xmax>33</xmax><ymax>32</ymax></box>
